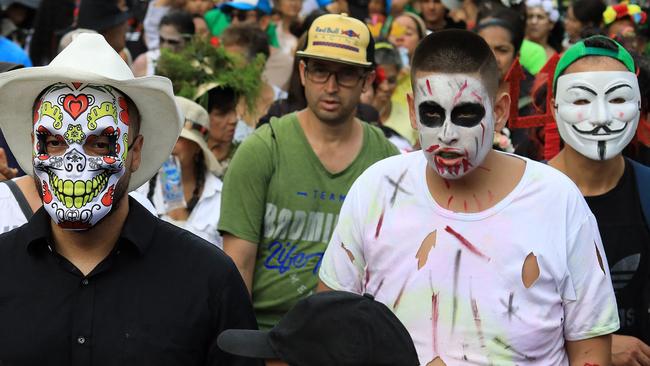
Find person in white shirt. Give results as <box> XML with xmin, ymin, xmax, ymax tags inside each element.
<box><xmin>139</xmin><ymin>96</ymin><xmax>224</xmax><ymax>247</ymax></box>
<box><xmin>318</xmin><ymin>29</ymin><xmax>619</xmax><ymax>365</ymax></box>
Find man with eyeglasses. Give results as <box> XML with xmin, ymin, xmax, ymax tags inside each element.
<box><xmin>219</xmin><ymin>13</ymin><xmax>399</xmax><ymax>330</ymax></box>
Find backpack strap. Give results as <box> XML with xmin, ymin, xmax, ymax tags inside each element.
<box><xmin>627</xmin><ymin>158</ymin><xmax>650</xmax><ymax>340</ymax></box>
<box><xmin>2</xmin><ymin>180</ymin><xmax>33</xmax><ymax>220</ymax></box>
<box><xmin>629</xmin><ymin>158</ymin><xmax>650</xmax><ymax>228</ymax></box>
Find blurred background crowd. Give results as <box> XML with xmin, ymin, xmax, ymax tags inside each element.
<box><xmin>0</xmin><ymin>0</ymin><xmax>649</xmax><ymax>245</ymax></box>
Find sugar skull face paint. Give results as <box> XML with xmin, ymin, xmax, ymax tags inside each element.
<box><xmin>33</xmin><ymin>83</ymin><xmax>130</xmax><ymax>230</ymax></box>
<box><xmin>555</xmin><ymin>71</ymin><xmax>641</xmax><ymax>161</ymax></box>
<box><xmin>415</xmin><ymin>74</ymin><xmax>494</xmax><ymax>179</ymax></box>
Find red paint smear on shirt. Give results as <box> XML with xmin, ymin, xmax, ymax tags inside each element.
<box><xmin>374</xmin><ymin>206</ymin><xmax>386</xmax><ymax>239</ymax></box>
<box><xmin>426</xmin><ymin>79</ymin><xmax>433</xmax><ymax>96</ymax></box>
<box><xmin>453</xmin><ymin>80</ymin><xmax>469</xmax><ymax>105</ymax></box>
<box><xmin>432</xmin><ymin>292</ymin><xmax>439</xmax><ymax>354</ymax></box>
<box><xmin>364</xmin><ymin>267</ymin><xmax>370</xmax><ymax>291</ymax></box>
<box><xmin>445</xmin><ymin>226</ymin><xmax>490</xmax><ymax>261</ymax></box>
<box><xmin>471</xmin><ymin>297</ymin><xmax>486</xmax><ymax>349</ymax></box>
<box><xmin>393</xmin><ymin>277</ymin><xmax>409</xmax><ymax>309</ymax></box>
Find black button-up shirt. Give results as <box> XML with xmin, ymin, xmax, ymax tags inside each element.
<box><xmin>0</xmin><ymin>198</ymin><xmax>261</xmax><ymax>366</ymax></box>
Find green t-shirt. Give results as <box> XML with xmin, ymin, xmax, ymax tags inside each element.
<box><xmin>219</xmin><ymin>112</ymin><xmax>399</xmax><ymax>329</ymax></box>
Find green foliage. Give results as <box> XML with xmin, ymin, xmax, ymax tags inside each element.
<box><xmin>156</xmin><ymin>37</ymin><xmax>266</xmax><ymax>111</ymax></box>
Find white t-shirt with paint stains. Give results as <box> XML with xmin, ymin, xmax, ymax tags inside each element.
<box><xmin>319</xmin><ymin>151</ymin><xmax>619</xmax><ymax>365</ymax></box>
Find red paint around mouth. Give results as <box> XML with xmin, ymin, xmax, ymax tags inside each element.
<box><xmin>425</xmin><ymin>144</ymin><xmax>440</xmax><ymax>153</ymax></box>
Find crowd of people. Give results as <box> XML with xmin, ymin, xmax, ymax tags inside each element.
<box><xmin>0</xmin><ymin>0</ymin><xmax>650</xmax><ymax>364</ymax></box>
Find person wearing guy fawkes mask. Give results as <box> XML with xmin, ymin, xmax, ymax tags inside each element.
<box><xmin>319</xmin><ymin>30</ymin><xmax>618</xmax><ymax>365</ymax></box>
<box><xmin>0</xmin><ymin>33</ymin><xmax>260</xmax><ymax>366</ymax></box>
<box><xmin>548</xmin><ymin>35</ymin><xmax>650</xmax><ymax>365</ymax></box>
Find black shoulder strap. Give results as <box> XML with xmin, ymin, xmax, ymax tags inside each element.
<box><xmin>629</xmin><ymin>158</ymin><xmax>650</xmax><ymax>229</ymax></box>
<box><xmin>2</xmin><ymin>180</ymin><xmax>33</xmax><ymax>220</ymax></box>
<box><xmin>627</xmin><ymin>158</ymin><xmax>650</xmax><ymax>340</ymax></box>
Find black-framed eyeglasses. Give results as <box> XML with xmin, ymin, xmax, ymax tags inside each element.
<box><xmin>303</xmin><ymin>61</ymin><xmax>366</xmax><ymax>88</ymax></box>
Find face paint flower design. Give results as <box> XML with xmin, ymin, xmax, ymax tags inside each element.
<box><xmin>555</xmin><ymin>71</ymin><xmax>641</xmax><ymax>161</ymax></box>
<box><xmin>33</xmin><ymin>83</ymin><xmax>130</xmax><ymax>230</ymax></box>
<box><xmin>414</xmin><ymin>74</ymin><xmax>494</xmax><ymax>179</ymax></box>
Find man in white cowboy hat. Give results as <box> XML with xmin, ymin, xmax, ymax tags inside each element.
<box><xmin>0</xmin><ymin>33</ymin><xmax>260</xmax><ymax>365</ymax></box>
<box><xmin>219</xmin><ymin>13</ymin><xmax>399</xmax><ymax>330</ymax></box>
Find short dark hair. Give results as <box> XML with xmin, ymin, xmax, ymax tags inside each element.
<box><xmin>572</xmin><ymin>0</ymin><xmax>606</xmax><ymax>26</ymax></box>
<box><xmin>375</xmin><ymin>40</ymin><xmax>402</xmax><ymax>70</ymax></box>
<box><xmin>207</xmin><ymin>86</ymin><xmax>238</xmax><ymax>114</ymax></box>
<box><xmin>476</xmin><ymin>7</ymin><xmax>526</xmax><ymax>55</ymax></box>
<box><xmin>159</xmin><ymin>10</ymin><xmax>196</xmax><ymax>35</ymax></box>
<box><xmin>221</xmin><ymin>23</ymin><xmax>270</xmax><ymax>61</ymax></box>
<box><xmin>562</xmin><ymin>35</ymin><xmax>625</xmax><ymax>72</ymax></box>
<box><xmin>411</xmin><ymin>29</ymin><xmax>499</xmax><ymax>97</ymax></box>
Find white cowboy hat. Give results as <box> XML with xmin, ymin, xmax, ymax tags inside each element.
<box><xmin>0</xmin><ymin>33</ymin><xmax>182</xmax><ymax>192</ymax></box>
<box><xmin>174</xmin><ymin>96</ymin><xmax>224</xmax><ymax>176</ymax></box>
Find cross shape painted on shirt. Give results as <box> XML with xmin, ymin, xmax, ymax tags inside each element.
<box><xmin>386</xmin><ymin>170</ymin><xmax>411</xmax><ymax>206</ymax></box>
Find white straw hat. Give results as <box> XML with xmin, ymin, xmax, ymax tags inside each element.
<box><xmin>174</xmin><ymin>96</ymin><xmax>223</xmax><ymax>176</ymax></box>
<box><xmin>0</xmin><ymin>33</ymin><xmax>183</xmax><ymax>192</ymax></box>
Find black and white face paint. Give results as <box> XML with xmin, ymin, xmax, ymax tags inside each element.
<box><xmin>415</xmin><ymin>74</ymin><xmax>494</xmax><ymax>179</ymax></box>
<box><xmin>555</xmin><ymin>71</ymin><xmax>641</xmax><ymax>161</ymax></box>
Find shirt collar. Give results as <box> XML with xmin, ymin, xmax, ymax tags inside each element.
<box><xmin>24</xmin><ymin>196</ymin><xmax>157</xmax><ymax>256</ymax></box>
<box><xmin>119</xmin><ymin>196</ymin><xmax>157</xmax><ymax>255</ymax></box>
<box><xmin>201</xmin><ymin>173</ymin><xmax>222</xmax><ymax>200</ymax></box>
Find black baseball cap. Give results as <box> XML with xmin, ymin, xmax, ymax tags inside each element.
<box><xmin>218</xmin><ymin>291</ymin><xmax>420</xmax><ymax>366</ymax></box>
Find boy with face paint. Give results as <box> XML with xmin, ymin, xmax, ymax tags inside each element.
<box><xmin>319</xmin><ymin>30</ymin><xmax>618</xmax><ymax>365</ymax></box>
<box><xmin>0</xmin><ymin>34</ymin><xmax>260</xmax><ymax>365</ymax></box>
<box><xmin>548</xmin><ymin>36</ymin><xmax>650</xmax><ymax>365</ymax></box>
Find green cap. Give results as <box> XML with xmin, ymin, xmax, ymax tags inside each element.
<box><xmin>553</xmin><ymin>36</ymin><xmax>635</xmax><ymax>93</ymax></box>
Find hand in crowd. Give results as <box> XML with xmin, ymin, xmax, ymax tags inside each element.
<box><xmin>0</xmin><ymin>148</ymin><xmax>18</xmax><ymax>181</ymax></box>
<box><xmin>612</xmin><ymin>335</ymin><xmax>650</xmax><ymax>366</ymax></box>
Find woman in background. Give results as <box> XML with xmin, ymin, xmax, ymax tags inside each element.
<box><xmin>524</xmin><ymin>0</ymin><xmax>563</xmax><ymax>59</ymax></box>
<box><xmin>142</xmin><ymin>96</ymin><xmax>224</xmax><ymax>248</ymax></box>
<box><xmin>386</xmin><ymin>12</ymin><xmax>427</xmax><ymax>145</ymax></box>
<box><xmin>563</xmin><ymin>0</ymin><xmax>605</xmax><ymax>49</ymax></box>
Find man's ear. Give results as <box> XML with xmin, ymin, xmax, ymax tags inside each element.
<box><xmin>362</xmin><ymin>70</ymin><xmax>376</xmax><ymax>92</ymax></box>
<box><xmin>128</xmin><ymin>134</ymin><xmax>144</xmax><ymax>173</ymax></box>
<box><xmin>407</xmin><ymin>92</ymin><xmax>418</xmax><ymax>130</ymax></box>
<box><xmin>298</xmin><ymin>60</ymin><xmax>307</xmax><ymax>87</ymax></box>
<box><xmin>494</xmin><ymin>91</ymin><xmax>511</xmax><ymax>131</ymax></box>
